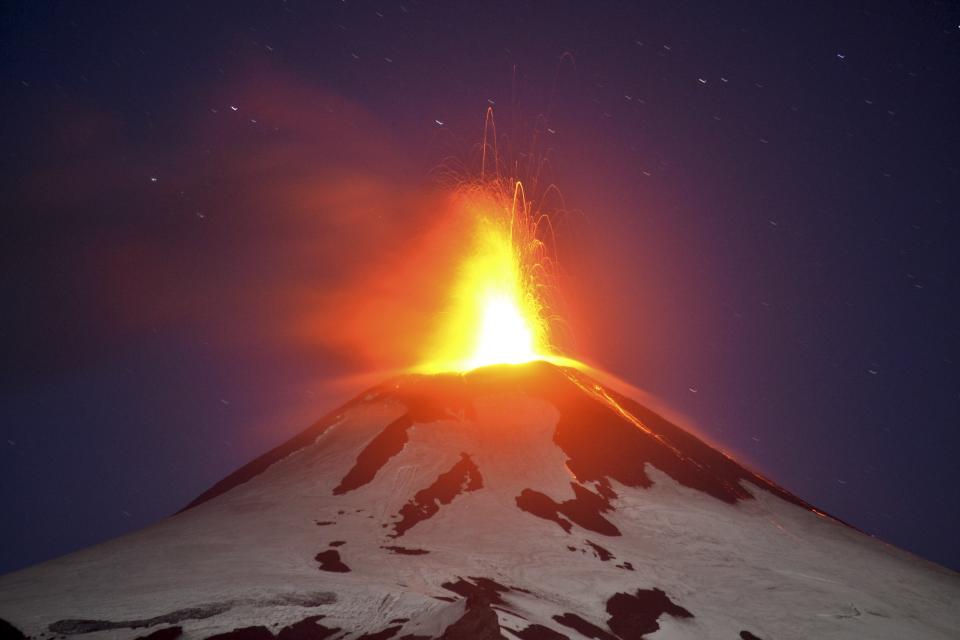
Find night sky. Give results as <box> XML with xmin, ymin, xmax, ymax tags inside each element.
<box><xmin>2</xmin><ymin>1</ymin><xmax>959</xmax><ymax>575</ymax></box>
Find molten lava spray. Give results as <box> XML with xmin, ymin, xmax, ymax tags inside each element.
<box><xmin>417</xmin><ymin>175</ymin><xmax>575</xmax><ymax>373</ymax></box>
<box><xmin>308</xmin><ymin>107</ymin><xmax>581</xmax><ymax>378</ymax></box>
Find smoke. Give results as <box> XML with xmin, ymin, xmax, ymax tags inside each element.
<box><xmin>4</xmin><ymin>70</ymin><xmax>487</xmax><ymax>384</ymax></box>
<box><xmin>4</xmin><ymin>66</ymin><xmax>630</xmax><ymax>390</ymax></box>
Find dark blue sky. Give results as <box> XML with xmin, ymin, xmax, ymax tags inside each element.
<box><xmin>2</xmin><ymin>0</ymin><xmax>958</xmax><ymax>574</ymax></box>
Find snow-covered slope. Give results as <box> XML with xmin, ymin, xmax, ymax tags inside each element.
<box><xmin>1</xmin><ymin>362</ymin><xmax>957</xmax><ymax>640</ymax></box>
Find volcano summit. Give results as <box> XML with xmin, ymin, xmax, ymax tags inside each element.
<box><xmin>0</xmin><ymin>362</ymin><xmax>957</xmax><ymax>640</ymax></box>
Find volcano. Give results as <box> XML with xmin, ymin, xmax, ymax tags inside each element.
<box><xmin>1</xmin><ymin>362</ymin><xmax>957</xmax><ymax>640</ymax></box>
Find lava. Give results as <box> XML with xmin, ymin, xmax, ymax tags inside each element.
<box><xmin>417</xmin><ymin>110</ymin><xmax>579</xmax><ymax>373</ymax></box>
<box><xmin>309</xmin><ymin>108</ymin><xmax>582</xmax><ymax>376</ymax></box>
<box><xmin>416</xmin><ymin>183</ymin><xmax>546</xmax><ymax>372</ymax></box>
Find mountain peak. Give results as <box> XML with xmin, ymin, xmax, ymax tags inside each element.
<box><xmin>2</xmin><ymin>361</ymin><xmax>957</xmax><ymax>640</ymax></box>
<box><xmin>189</xmin><ymin>360</ymin><xmax>814</xmax><ymax>520</ymax></box>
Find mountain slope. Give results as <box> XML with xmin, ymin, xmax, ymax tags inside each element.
<box><xmin>1</xmin><ymin>361</ymin><xmax>957</xmax><ymax>640</ymax></box>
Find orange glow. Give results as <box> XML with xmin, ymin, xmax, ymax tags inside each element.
<box><xmin>297</xmin><ymin>107</ymin><xmax>583</xmax><ymax>375</ymax></box>
<box><xmin>417</xmin><ymin>181</ymin><xmax>578</xmax><ymax>373</ymax></box>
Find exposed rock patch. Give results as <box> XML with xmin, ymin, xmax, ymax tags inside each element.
<box><xmin>438</xmin><ymin>603</ymin><xmax>502</xmax><ymax>640</ymax></box>
<box><xmin>50</xmin><ymin>603</ymin><xmax>233</xmax><ymax>634</ymax></box>
<box><xmin>392</xmin><ymin>453</ymin><xmax>483</xmax><ymax>537</ymax></box>
<box><xmin>334</xmin><ymin>381</ymin><xmax>477</xmax><ymax>496</ymax></box>
<box><xmin>382</xmin><ymin>546</ymin><xmax>430</xmax><ymax>555</ymax></box>
<box><xmin>554</xmin><ymin>368</ymin><xmax>816</xmax><ymax>510</ymax></box>
<box><xmin>134</xmin><ymin>627</ymin><xmax>183</xmax><ymax>640</ymax></box>
<box><xmin>206</xmin><ymin>627</ymin><xmax>274</xmax><ymax>640</ymax></box>
<box><xmin>513</xmin><ymin>624</ymin><xmax>569</xmax><ymax>639</ymax></box>
<box><xmin>334</xmin><ymin>414</ymin><xmax>415</xmax><ymax>495</ymax></box>
<box><xmin>552</xmin><ymin>613</ymin><xmax>616</xmax><ymax>640</ymax></box>
<box><xmin>354</xmin><ymin>626</ymin><xmax>403</xmax><ymax>640</ymax></box>
<box><xmin>436</xmin><ymin>578</ymin><xmax>512</xmax><ymax>640</ymax></box>
<box><xmin>49</xmin><ymin>593</ymin><xmax>336</xmax><ymax>635</ymax></box>
<box><xmin>0</xmin><ymin>619</ymin><xmax>26</xmax><ymax>640</ymax></box>
<box><xmin>441</xmin><ymin>577</ymin><xmax>512</xmax><ymax>606</ymax></box>
<box><xmin>205</xmin><ymin>616</ymin><xmax>343</xmax><ymax>640</ymax></box>
<box><xmin>605</xmin><ymin>588</ymin><xmax>693</xmax><ymax>639</ymax></box>
<box><xmin>515</xmin><ymin>483</ymin><xmax>619</xmax><ymax>536</ymax></box>
<box><xmin>585</xmin><ymin>540</ymin><xmax>614</xmax><ymax>561</ymax></box>
<box><xmin>276</xmin><ymin>615</ymin><xmax>342</xmax><ymax>640</ymax></box>
<box><xmin>183</xmin><ymin>398</ymin><xmax>366</xmax><ymax>511</ymax></box>
<box><xmin>315</xmin><ymin>550</ymin><xmax>350</xmax><ymax>572</ymax></box>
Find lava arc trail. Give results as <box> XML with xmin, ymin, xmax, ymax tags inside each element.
<box><xmin>417</xmin><ymin>110</ymin><xmax>579</xmax><ymax>374</ymax></box>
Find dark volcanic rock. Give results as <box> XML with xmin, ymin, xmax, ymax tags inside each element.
<box><xmin>441</xmin><ymin>577</ymin><xmax>512</xmax><ymax>606</ymax></box>
<box><xmin>440</xmin><ymin>362</ymin><xmax>820</xmax><ymax>512</ymax></box>
<box><xmin>50</xmin><ymin>602</ymin><xmax>233</xmax><ymax>634</ymax></box>
<box><xmin>392</xmin><ymin>453</ymin><xmax>483</xmax><ymax>537</ymax></box>
<box><xmin>515</xmin><ymin>483</ymin><xmax>620</xmax><ymax>536</ymax></box>
<box><xmin>355</xmin><ymin>627</ymin><xmax>403</xmax><ymax>640</ymax></box>
<box><xmin>740</xmin><ymin>632</ymin><xmax>764</xmax><ymax>640</ymax></box>
<box><xmin>438</xmin><ymin>600</ymin><xmax>503</xmax><ymax>640</ymax></box>
<box><xmin>183</xmin><ymin>396</ymin><xmax>368</xmax><ymax>511</ymax></box>
<box><xmin>513</xmin><ymin>624</ymin><xmax>569</xmax><ymax>639</ymax></box>
<box><xmin>276</xmin><ymin>616</ymin><xmax>341</xmax><ymax>640</ymax></box>
<box><xmin>436</xmin><ymin>577</ymin><xmax>525</xmax><ymax>639</ymax></box>
<box><xmin>334</xmin><ymin>414</ymin><xmax>415</xmax><ymax>495</ymax></box>
<box><xmin>605</xmin><ymin>588</ymin><xmax>693</xmax><ymax>639</ymax></box>
<box><xmin>585</xmin><ymin>540</ymin><xmax>614</xmax><ymax>561</ymax></box>
<box><xmin>134</xmin><ymin>627</ymin><xmax>183</xmax><ymax>640</ymax></box>
<box><xmin>552</xmin><ymin>368</ymin><xmax>815</xmax><ymax>511</ymax></box>
<box><xmin>47</xmin><ymin>593</ymin><xmax>336</xmax><ymax>636</ymax></box>
<box><xmin>382</xmin><ymin>546</ymin><xmax>430</xmax><ymax>555</ymax></box>
<box><xmin>516</xmin><ymin>489</ymin><xmax>574</xmax><ymax>532</ymax></box>
<box><xmin>315</xmin><ymin>550</ymin><xmax>350</xmax><ymax>572</ymax></box>
<box><xmin>267</xmin><ymin>592</ymin><xmax>337</xmax><ymax>607</ymax></box>
<box><xmin>335</xmin><ymin>382</ymin><xmax>477</xmax><ymax>497</ymax></box>
<box><xmin>0</xmin><ymin>619</ymin><xmax>26</xmax><ymax>640</ymax></box>
<box><xmin>552</xmin><ymin>613</ymin><xmax>617</xmax><ymax>640</ymax></box>
<box><xmin>205</xmin><ymin>627</ymin><xmax>274</xmax><ymax>640</ymax></box>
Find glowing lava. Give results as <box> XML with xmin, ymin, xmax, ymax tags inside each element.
<box><xmin>470</xmin><ymin>294</ymin><xmax>537</xmax><ymax>368</ymax></box>
<box><xmin>417</xmin><ymin>182</ymin><xmax>564</xmax><ymax>373</ymax></box>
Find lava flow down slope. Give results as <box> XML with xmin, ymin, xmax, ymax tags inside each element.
<box><xmin>1</xmin><ymin>361</ymin><xmax>958</xmax><ymax>640</ymax></box>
